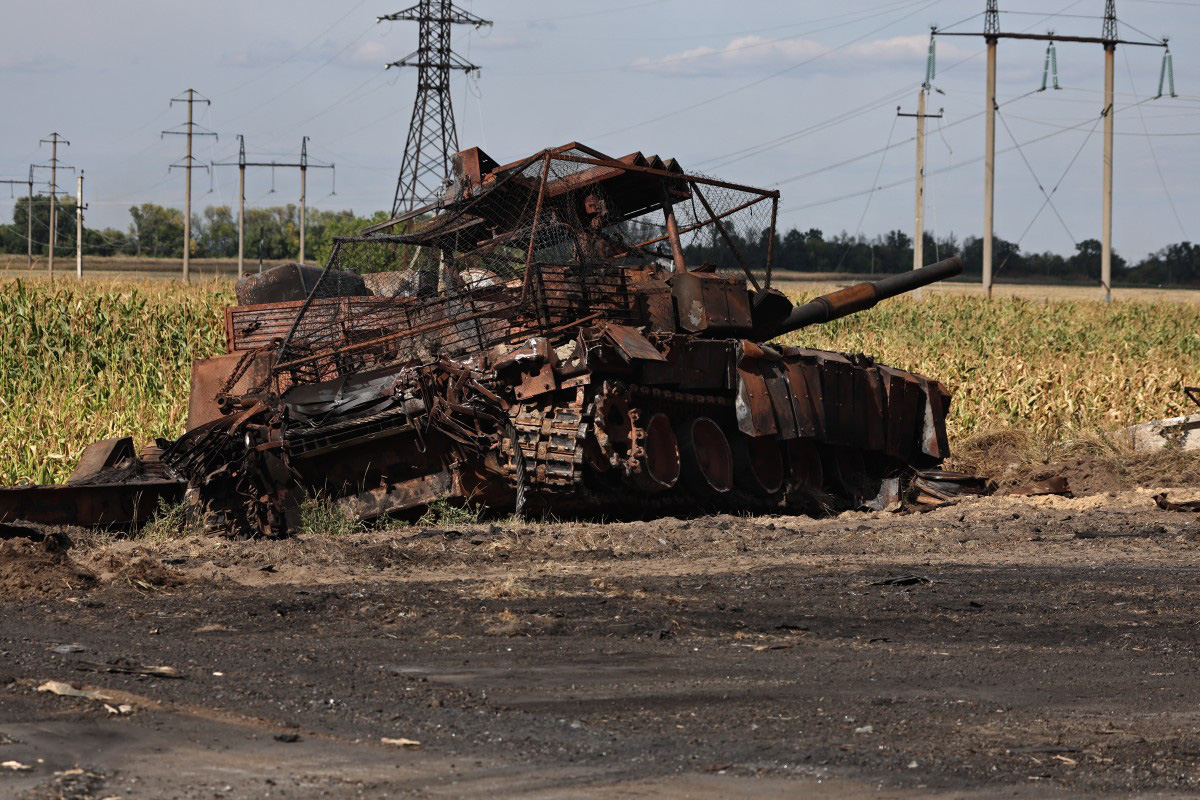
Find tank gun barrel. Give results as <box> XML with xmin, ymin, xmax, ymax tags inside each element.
<box><xmin>769</xmin><ymin>256</ymin><xmax>963</xmax><ymax>337</ymax></box>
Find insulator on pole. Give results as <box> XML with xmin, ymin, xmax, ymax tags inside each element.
<box><xmin>1039</xmin><ymin>39</ymin><xmax>1060</xmax><ymax>92</ymax></box>
<box><xmin>1167</xmin><ymin>50</ymin><xmax>1177</xmax><ymax>97</ymax></box>
<box><xmin>925</xmin><ymin>31</ymin><xmax>936</xmax><ymax>88</ymax></box>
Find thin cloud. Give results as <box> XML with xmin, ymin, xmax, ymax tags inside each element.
<box><xmin>225</xmin><ymin>37</ymin><xmax>382</xmax><ymax>71</ymax></box>
<box><xmin>632</xmin><ymin>34</ymin><xmax>969</xmax><ymax>78</ymax></box>
<box><xmin>0</xmin><ymin>54</ymin><xmax>74</xmax><ymax>74</ymax></box>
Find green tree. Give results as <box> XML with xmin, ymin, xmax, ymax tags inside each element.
<box><xmin>196</xmin><ymin>205</ymin><xmax>238</xmax><ymax>258</ymax></box>
<box><xmin>128</xmin><ymin>204</ymin><xmax>184</xmax><ymax>257</ymax></box>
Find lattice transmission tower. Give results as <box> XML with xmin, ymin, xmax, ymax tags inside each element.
<box><xmin>379</xmin><ymin>1</ymin><xmax>491</xmax><ymax>216</ymax></box>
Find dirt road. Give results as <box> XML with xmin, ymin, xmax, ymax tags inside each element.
<box><xmin>4</xmin><ymin>487</ymin><xmax>1200</xmax><ymax>798</ymax></box>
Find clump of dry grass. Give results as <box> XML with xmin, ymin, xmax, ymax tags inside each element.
<box><xmin>949</xmin><ymin>424</ymin><xmax>1200</xmax><ymax>490</ymax></box>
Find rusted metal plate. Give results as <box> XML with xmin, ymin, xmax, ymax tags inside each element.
<box><xmin>599</xmin><ymin>323</ymin><xmax>667</xmax><ymax>362</ymax></box>
<box><xmin>863</xmin><ymin>368</ymin><xmax>887</xmax><ymax>452</ymax></box>
<box><xmin>879</xmin><ymin>367</ymin><xmax>922</xmax><ymax>461</ymax></box>
<box><xmin>780</xmin><ymin>362</ymin><xmax>818</xmax><ymax>438</ymax></box>
<box><xmin>920</xmin><ymin>379</ymin><xmax>951</xmax><ymax>459</ymax></box>
<box><xmin>0</xmin><ymin>481</ymin><xmax>183</xmax><ymax>529</ymax></box>
<box><xmin>640</xmin><ymin>337</ymin><xmax>733</xmax><ymax>389</ymax></box>
<box><xmin>636</xmin><ymin>281</ymin><xmax>675</xmax><ymax>333</ymax></box>
<box><xmin>735</xmin><ymin>366</ymin><xmax>777</xmax><ymax>437</ymax></box>
<box><xmin>68</xmin><ymin>437</ymin><xmax>135</xmax><ymax>484</ymax></box>
<box><xmin>187</xmin><ymin>351</ymin><xmax>272</xmax><ymax>430</ymax></box>
<box><xmin>513</xmin><ymin>362</ymin><xmax>558</xmax><ymax>401</ymax></box>
<box><xmin>670</xmin><ymin>273</ymin><xmax>753</xmax><ymax>334</ymax></box>
<box><xmin>335</xmin><ymin>471</ymin><xmax>455</xmax><ymax>519</ymax></box>
<box><xmin>764</xmin><ymin>368</ymin><xmax>799</xmax><ymax>440</ymax></box>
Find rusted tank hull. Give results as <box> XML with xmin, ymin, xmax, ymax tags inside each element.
<box><xmin>166</xmin><ymin>319</ymin><xmax>949</xmax><ymax>535</ymax></box>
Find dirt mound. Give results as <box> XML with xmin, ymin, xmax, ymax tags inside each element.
<box><xmin>105</xmin><ymin>553</ymin><xmax>191</xmax><ymax>590</ymax></box>
<box><xmin>0</xmin><ymin>535</ymin><xmax>95</xmax><ymax>598</ymax></box>
<box><xmin>952</xmin><ymin>426</ymin><xmax>1200</xmax><ymax>496</ymax></box>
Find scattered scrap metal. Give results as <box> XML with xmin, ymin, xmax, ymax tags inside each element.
<box><xmin>0</xmin><ymin>142</ymin><xmax>966</xmax><ymax>537</ymax></box>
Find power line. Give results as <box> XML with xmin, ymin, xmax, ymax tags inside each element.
<box><xmin>221</xmin><ymin>22</ymin><xmax>378</xmax><ymax>128</ymax></box>
<box><xmin>497</xmin><ymin>0</ymin><xmax>667</xmax><ymax>24</ymax></box>
<box><xmin>587</xmin><ymin>0</ymin><xmax>943</xmax><ymax>141</ymax></box>
<box><xmin>219</xmin><ymin>0</ymin><xmax>371</xmax><ymax>97</ymax></box>
<box><xmin>836</xmin><ymin>114</ymin><xmax>901</xmax><ymax>271</ymax></box>
<box><xmin>995</xmin><ymin>107</ymin><xmax>1077</xmax><ymax>244</ymax></box>
<box><xmin>1122</xmin><ymin>47</ymin><xmax>1189</xmax><ymax>241</ymax></box>
<box><xmin>1008</xmin><ymin>113</ymin><xmax>1101</xmax><ymax>256</ymax></box>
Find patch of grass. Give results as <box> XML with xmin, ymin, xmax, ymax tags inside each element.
<box><xmin>299</xmin><ymin>493</ymin><xmax>362</xmax><ymax>536</ymax></box>
<box><xmin>139</xmin><ymin>498</ymin><xmax>205</xmax><ymax>542</ymax></box>
<box><xmin>418</xmin><ymin>497</ymin><xmax>482</xmax><ymax>527</ymax></box>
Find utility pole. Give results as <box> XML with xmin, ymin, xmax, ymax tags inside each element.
<box><xmin>0</xmin><ymin>172</ymin><xmax>40</xmax><ymax>270</ymax></box>
<box><xmin>213</xmin><ymin>137</ymin><xmax>332</xmax><ymax>272</ymax></box>
<box><xmin>898</xmin><ymin>91</ymin><xmax>943</xmax><ymax>283</ymax></box>
<box><xmin>1101</xmin><ymin>0</ymin><xmax>1117</xmax><ymax>303</ymax></box>
<box><xmin>300</xmin><ymin>137</ymin><xmax>308</xmax><ymax>265</ymax></box>
<box><xmin>26</xmin><ymin>168</ymin><xmax>33</xmax><ymax>270</ymax></box>
<box><xmin>39</xmin><ymin>133</ymin><xmax>70</xmax><ymax>278</ymax></box>
<box><xmin>75</xmin><ymin>172</ymin><xmax>85</xmax><ymax>279</ymax></box>
<box><xmin>983</xmin><ymin>1</ymin><xmax>998</xmax><ymax>298</ymax></box>
<box><xmin>238</xmin><ymin>136</ymin><xmax>246</xmax><ymax>277</ymax></box>
<box><xmin>380</xmin><ymin>1</ymin><xmax>492</xmax><ymax>216</ymax></box>
<box><xmin>163</xmin><ymin>90</ymin><xmax>216</xmax><ymax>283</ymax></box>
<box><xmin>936</xmin><ymin>1</ymin><xmax>1167</xmax><ymax>301</ymax></box>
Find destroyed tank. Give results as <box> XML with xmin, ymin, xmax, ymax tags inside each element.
<box><xmin>159</xmin><ymin>143</ymin><xmax>962</xmax><ymax>537</ymax></box>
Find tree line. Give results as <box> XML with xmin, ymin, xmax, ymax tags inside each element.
<box><xmin>2</xmin><ymin>199</ymin><xmax>1198</xmax><ymax>286</ymax></box>
<box><xmin>0</xmin><ymin>198</ymin><xmax>389</xmax><ymax>265</ymax></box>
<box><xmin>686</xmin><ymin>226</ymin><xmax>1200</xmax><ymax>286</ymax></box>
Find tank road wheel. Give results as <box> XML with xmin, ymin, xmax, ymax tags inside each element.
<box><xmin>732</xmin><ymin>434</ymin><xmax>785</xmax><ymax>496</ymax></box>
<box><xmin>785</xmin><ymin>439</ymin><xmax>824</xmax><ymax>491</ymax></box>
<box><xmin>677</xmin><ymin>416</ymin><xmax>733</xmax><ymax>495</ymax></box>
<box><xmin>625</xmin><ymin>412</ymin><xmax>681</xmax><ymax>494</ymax></box>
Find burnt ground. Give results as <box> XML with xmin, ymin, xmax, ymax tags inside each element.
<box><xmin>4</xmin><ymin>486</ymin><xmax>1200</xmax><ymax>798</ymax></box>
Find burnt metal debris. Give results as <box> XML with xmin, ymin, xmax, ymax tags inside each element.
<box><xmin>0</xmin><ymin>142</ymin><xmax>964</xmax><ymax>536</ymax></box>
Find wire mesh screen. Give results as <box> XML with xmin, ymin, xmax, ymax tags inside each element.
<box><xmin>270</xmin><ymin>147</ymin><xmax>776</xmax><ymax>387</ymax></box>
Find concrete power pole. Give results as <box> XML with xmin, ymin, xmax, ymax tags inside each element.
<box><xmin>1101</xmin><ymin>0</ymin><xmax>1117</xmax><ymax>303</ymax></box>
<box><xmin>164</xmin><ymin>90</ymin><xmax>216</xmax><ymax>283</ymax></box>
<box><xmin>213</xmin><ymin>137</ymin><xmax>332</xmax><ymax>271</ymax></box>
<box><xmin>27</xmin><ymin>169</ymin><xmax>33</xmax><ymax>270</ymax></box>
<box><xmin>300</xmin><ymin>137</ymin><xmax>308</xmax><ymax>265</ymax></box>
<box><xmin>0</xmin><ymin>173</ymin><xmax>40</xmax><ymax>270</ymax></box>
<box><xmin>899</xmin><ymin>91</ymin><xmax>943</xmax><ymax>285</ymax></box>
<box><xmin>983</xmin><ymin>2</ymin><xmax>998</xmax><ymax>298</ymax></box>
<box><xmin>238</xmin><ymin>137</ymin><xmax>246</xmax><ymax>277</ymax></box>
<box><xmin>936</xmin><ymin>0</ymin><xmax>1166</xmax><ymax>301</ymax></box>
<box><xmin>39</xmin><ymin>133</ymin><xmax>70</xmax><ymax>278</ymax></box>
<box><xmin>76</xmin><ymin>172</ymin><xmax>85</xmax><ymax>279</ymax></box>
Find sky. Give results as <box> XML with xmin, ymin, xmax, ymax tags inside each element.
<box><xmin>1</xmin><ymin>0</ymin><xmax>1198</xmax><ymax>261</ymax></box>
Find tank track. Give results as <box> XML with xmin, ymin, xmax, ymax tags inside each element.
<box><xmin>498</xmin><ymin>380</ymin><xmax>886</xmax><ymax>518</ymax></box>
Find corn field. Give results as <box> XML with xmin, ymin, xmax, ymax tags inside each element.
<box><xmin>0</xmin><ymin>279</ymin><xmax>1197</xmax><ymax>485</ymax></box>
<box><xmin>0</xmin><ymin>280</ymin><xmax>229</xmax><ymax>485</ymax></box>
<box><xmin>784</xmin><ymin>292</ymin><xmax>1200</xmax><ymax>439</ymax></box>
